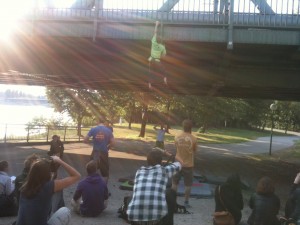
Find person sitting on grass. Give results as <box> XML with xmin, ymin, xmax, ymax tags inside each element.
<box><xmin>71</xmin><ymin>160</ymin><xmax>108</xmax><ymax>217</ymax></box>
<box><xmin>127</xmin><ymin>149</ymin><xmax>183</xmax><ymax>225</ymax></box>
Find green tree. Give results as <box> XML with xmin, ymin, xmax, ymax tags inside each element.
<box><xmin>46</xmin><ymin>88</ymin><xmax>100</xmax><ymax>136</ymax></box>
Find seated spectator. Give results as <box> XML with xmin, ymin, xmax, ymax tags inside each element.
<box><xmin>127</xmin><ymin>149</ymin><xmax>183</xmax><ymax>225</ymax></box>
<box><xmin>282</xmin><ymin>172</ymin><xmax>300</xmax><ymax>224</ymax></box>
<box><xmin>14</xmin><ymin>154</ymin><xmax>40</xmax><ymax>205</ymax></box>
<box><xmin>16</xmin><ymin>156</ymin><xmax>81</xmax><ymax>225</ymax></box>
<box><xmin>71</xmin><ymin>160</ymin><xmax>108</xmax><ymax>217</ymax></box>
<box><xmin>0</xmin><ymin>160</ymin><xmax>18</xmax><ymax>216</ymax></box>
<box><xmin>214</xmin><ymin>173</ymin><xmax>244</xmax><ymax>225</ymax></box>
<box><xmin>247</xmin><ymin>176</ymin><xmax>280</xmax><ymax>225</ymax></box>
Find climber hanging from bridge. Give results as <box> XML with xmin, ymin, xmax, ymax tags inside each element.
<box><xmin>148</xmin><ymin>21</ymin><xmax>167</xmax><ymax>90</ymax></box>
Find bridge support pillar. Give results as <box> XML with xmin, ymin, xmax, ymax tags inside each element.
<box><xmin>159</xmin><ymin>0</ymin><xmax>180</xmax><ymax>12</ymax></box>
<box><xmin>93</xmin><ymin>0</ymin><xmax>103</xmax><ymax>42</ymax></box>
<box><xmin>251</xmin><ymin>0</ymin><xmax>275</xmax><ymax>14</ymax></box>
<box><xmin>227</xmin><ymin>0</ymin><xmax>234</xmax><ymax>50</ymax></box>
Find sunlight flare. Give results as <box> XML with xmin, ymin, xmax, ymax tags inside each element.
<box><xmin>0</xmin><ymin>1</ymin><xmax>33</xmax><ymax>41</ymax></box>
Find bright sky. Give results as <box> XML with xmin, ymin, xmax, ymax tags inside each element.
<box><xmin>0</xmin><ymin>84</ymin><xmax>46</xmax><ymax>96</ymax></box>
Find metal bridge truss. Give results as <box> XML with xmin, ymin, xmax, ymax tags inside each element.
<box><xmin>17</xmin><ymin>0</ymin><xmax>300</xmax><ymax>48</ymax></box>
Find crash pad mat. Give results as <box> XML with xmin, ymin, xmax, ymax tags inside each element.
<box><xmin>119</xmin><ymin>180</ymin><xmax>134</xmax><ymax>191</ymax></box>
<box><xmin>176</xmin><ymin>178</ymin><xmax>213</xmax><ymax>198</ymax></box>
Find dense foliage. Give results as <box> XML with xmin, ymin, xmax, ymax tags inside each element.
<box><xmin>45</xmin><ymin>87</ymin><xmax>300</xmax><ymax>136</ymax></box>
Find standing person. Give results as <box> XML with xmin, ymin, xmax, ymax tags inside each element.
<box><xmin>214</xmin><ymin>0</ymin><xmax>229</xmax><ymax>14</ymax></box>
<box><xmin>148</xmin><ymin>20</ymin><xmax>167</xmax><ymax>89</ymax></box>
<box><xmin>16</xmin><ymin>156</ymin><xmax>81</xmax><ymax>225</ymax></box>
<box><xmin>71</xmin><ymin>160</ymin><xmax>108</xmax><ymax>217</ymax></box>
<box><xmin>14</xmin><ymin>154</ymin><xmax>40</xmax><ymax>204</ymax></box>
<box><xmin>153</xmin><ymin>124</ymin><xmax>168</xmax><ymax>150</ymax></box>
<box><xmin>48</xmin><ymin>136</ymin><xmax>65</xmax><ymax>213</ymax></box>
<box><xmin>48</xmin><ymin>135</ymin><xmax>64</xmax><ymax>158</ymax></box>
<box><xmin>214</xmin><ymin>173</ymin><xmax>244</xmax><ymax>225</ymax></box>
<box><xmin>282</xmin><ymin>172</ymin><xmax>300</xmax><ymax>224</ymax></box>
<box><xmin>84</xmin><ymin>117</ymin><xmax>114</xmax><ymax>183</ymax></box>
<box><xmin>0</xmin><ymin>160</ymin><xmax>18</xmax><ymax>217</ymax></box>
<box><xmin>48</xmin><ymin>135</ymin><xmax>65</xmax><ymax>180</ymax></box>
<box><xmin>171</xmin><ymin>119</ymin><xmax>197</xmax><ymax>208</ymax></box>
<box><xmin>127</xmin><ymin>149</ymin><xmax>183</xmax><ymax>225</ymax></box>
<box><xmin>247</xmin><ymin>176</ymin><xmax>281</xmax><ymax>225</ymax></box>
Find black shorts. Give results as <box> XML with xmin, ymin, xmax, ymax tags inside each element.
<box><xmin>172</xmin><ymin>167</ymin><xmax>193</xmax><ymax>186</ymax></box>
<box><xmin>155</xmin><ymin>141</ymin><xmax>164</xmax><ymax>150</ymax></box>
<box><xmin>148</xmin><ymin>61</ymin><xmax>166</xmax><ymax>82</ymax></box>
<box><xmin>90</xmin><ymin>151</ymin><xmax>109</xmax><ymax>178</ymax></box>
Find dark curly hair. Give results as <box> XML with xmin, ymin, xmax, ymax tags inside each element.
<box><xmin>256</xmin><ymin>176</ymin><xmax>275</xmax><ymax>194</ymax></box>
<box><xmin>147</xmin><ymin>150</ymin><xmax>163</xmax><ymax>166</ymax></box>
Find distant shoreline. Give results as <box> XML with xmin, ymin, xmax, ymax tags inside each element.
<box><xmin>0</xmin><ymin>99</ymin><xmax>49</xmax><ymax>106</ymax></box>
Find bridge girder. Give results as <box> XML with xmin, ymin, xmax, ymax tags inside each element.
<box><xmin>0</xmin><ymin>36</ymin><xmax>300</xmax><ymax>101</ymax></box>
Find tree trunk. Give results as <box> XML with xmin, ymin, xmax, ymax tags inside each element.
<box><xmin>128</xmin><ymin>117</ymin><xmax>132</xmax><ymax>129</ymax></box>
<box><xmin>77</xmin><ymin>115</ymin><xmax>82</xmax><ymax>136</ymax></box>
<box><xmin>166</xmin><ymin>99</ymin><xmax>171</xmax><ymax>133</ymax></box>
<box><xmin>128</xmin><ymin>101</ymin><xmax>135</xmax><ymax>130</ymax></box>
<box><xmin>139</xmin><ymin>105</ymin><xmax>148</xmax><ymax>137</ymax></box>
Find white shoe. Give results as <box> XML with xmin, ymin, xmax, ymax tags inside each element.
<box><xmin>164</xmin><ymin>77</ymin><xmax>167</xmax><ymax>85</ymax></box>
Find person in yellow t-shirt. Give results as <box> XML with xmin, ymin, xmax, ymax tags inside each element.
<box><xmin>172</xmin><ymin>119</ymin><xmax>197</xmax><ymax>208</ymax></box>
<box><xmin>148</xmin><ymin>21</ymin><xmax>167</xmax><ymax>89</ymax></box>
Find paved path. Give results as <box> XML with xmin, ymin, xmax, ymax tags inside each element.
<box><xmin>199</xmin><ymin>135</ymin><xmax>300</xmax><ymax>155</ymax></box>
<box><xmin>0</xmin><ymin>135</ymin><xmax>299</xmax><ymax>225</ymax></box>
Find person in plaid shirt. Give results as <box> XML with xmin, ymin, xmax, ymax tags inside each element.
<box><xmin>127</xmin><ymin>149</ymin><xmax>183</xmax><ymax>225</ymax></box>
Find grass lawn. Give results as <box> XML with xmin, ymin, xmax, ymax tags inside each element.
<box><xmin>112</xmin><ymin>123</ymin><xmax>286</xmax><ymax>144</ymax></box>
<box><xmin>250</xmin><ymin>140</ymin><xmax>300</xmax><ymax>164</ymax></box>
<box><xmin>1</xmin><ymin>123</ymin><xmax>290</xmax><ymax>145</ymax></box>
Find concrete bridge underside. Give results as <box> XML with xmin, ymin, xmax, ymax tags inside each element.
<box><xmin>0</xmin><ymin>36</ymin><xmax>299</xmax><ymax>100</ymax></box>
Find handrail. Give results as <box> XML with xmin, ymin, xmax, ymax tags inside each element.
<box><xmin>0</xmin><ymin>124</ymin><xmax>91</xmax><ymax>143</ymax></box>
<box><xmin>14</xmin><ymin>0</ymin><xmax>300</xmax><ymax>29</ymax></box>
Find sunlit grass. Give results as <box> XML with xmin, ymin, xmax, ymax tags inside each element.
<box><xmin>1</xmin><ymin>123</ymin><xmax>289</xmax><ymax>144</ymax></box>
<box><xmin>267</xmin><ymin>140</ymin><xmax>300</xmax><ymax>162</ymax></box>
<box><xmin>193</xmin><ymin>128</ymin><xmax>272</xmax><ymax>144</ymax></box>
<box><xmin>113</xmin><ymin>123</ymin><xmax>280</xmax><ymax>144</ymax></box>
<box><xmin>241</xmin><ymin>140</ymin><xmax>300</xmax><ymax>167</ymax></box>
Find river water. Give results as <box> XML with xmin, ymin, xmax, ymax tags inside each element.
<box><xmin>0</xmin><ymin>104</ymin><xmax>72</xmax><ymax>137</ymax></box>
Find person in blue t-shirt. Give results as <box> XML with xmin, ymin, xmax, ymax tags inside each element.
<box><xmin>154</xmin><ymin>124</ymin><xmax>168</xmax><ymax>150</ymax></box>
<box><xmin>84</xmin><ymin>117</ymin><xmax>114</xmax><ymax>183</ymax></box>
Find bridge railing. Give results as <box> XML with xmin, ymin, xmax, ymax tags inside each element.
<box><xmin>23</xmin><ymin>0</ymin><xmax>299</xmax><ymax>28</ymax></box>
